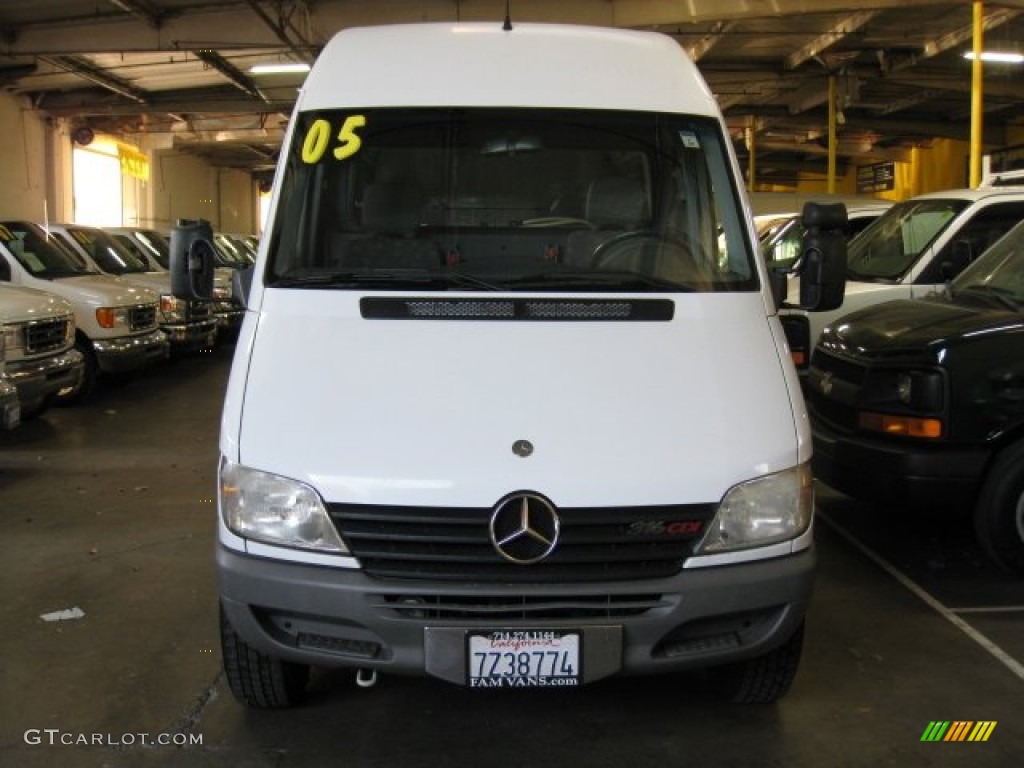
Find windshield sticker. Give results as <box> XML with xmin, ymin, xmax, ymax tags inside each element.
<box><xmin>71</xmin><ymin>230</ymin><xmax>93</xmax><ymax>246</ymax></box>
<box><xmin>0</xmin><ymin>224</ymin><xmax>12</xmax><ymax>242</ymax></box>
<box><xmin>678</xmin><ymin>131</ymin><xmax>700</xmax><ymax>149</ymax></box>
<box><xmin>301</xmin><ymin>115</ymin><xmax>367</xmax><ymax>164</ymax></box>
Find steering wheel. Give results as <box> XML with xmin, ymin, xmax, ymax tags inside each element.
<box><xmin>591</xmin><ymin>230</ymin><xmax>700</xmax><ymax>278</ymax></box>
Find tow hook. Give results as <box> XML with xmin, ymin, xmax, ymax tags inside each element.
<box><xmin>356</xmin><ymin>668</ymin><xmax>378</xmax><ymax>688</ymax></box>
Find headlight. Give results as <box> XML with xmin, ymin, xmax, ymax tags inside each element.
<box><xmin>219</xmin><ymin>458</ymin><xmax>348</xmax><ymax>553</ymax></box>
<box><xmin>159</xmin><ymin>294</ymin><xmax>184</xmax><ymax>321</ymax></box>
<box><xmin>697</xmin><ymin>464</ymin><xmax>813</xmax><ymax>553</ymax></box>
<box><xmin>3</xmin><ymin>324</ymin><xmax>21</xmax><ymax>353</ymax></box>
<box><xmin>95</xmin><ymin>307</ymin><xmax>129</xmax><ymax>329</ymax></box>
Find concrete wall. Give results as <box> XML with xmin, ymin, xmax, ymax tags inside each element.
<box><xmin>137</xmin><ymin>149</ymin><xmax>258</xmax><ymax>234</ymax></box>
<box><xmin>0</xmin><ymin>93</ymin><xmax>257</xmax><ymax>233</ymax></box>
<box><xmin>0</xmin><ymin>91</ymin><xmax>49</xmax><ymax>221</ymax></box>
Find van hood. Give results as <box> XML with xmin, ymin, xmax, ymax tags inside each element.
<box><xmin>115</xmin><ymin>272</ymin><xmax>170</xmax><ymax>297</ymax></box>
<box><xmin>42</xmin><ymin>274</ymin><xmax>158</xmax><ymax>307</ymax></box>
<box><xmin>231</xmin><ymin>291</ymin><xmax>800</xmax><ymax>509</ymax></box>
<box><xmin>820</xmin><ymin>296</ymin><xmax>1019</xmax><ymax>355</ymax></box>
<box><xmin>0</xmin><ymin>284</ymin><xmax>73</xmax><ymax>322</ymax></box>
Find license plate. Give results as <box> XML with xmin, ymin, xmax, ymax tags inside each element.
<box><xmin>467</xmin><ymin>630</ymin><xmax>580</xmax><ymax>688</ymax></box>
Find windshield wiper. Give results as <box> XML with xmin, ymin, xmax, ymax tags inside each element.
<box><xmin>953</xmin><ymin>284</ymin><xmax>1022</xmax><ymax>311</ymax></box>
<box><xmin>504</xmin><ymin>269</ymin><xmax>692</xmax><ymax>292</ymax></box>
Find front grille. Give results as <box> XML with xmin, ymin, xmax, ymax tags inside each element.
<box><xmin>187</xmin><ymin>300</ymin><xmax>212</xmax><ymax>321</ymax></box>
<box><xmin>328</xmin><ymin>502</ymin><xmax>715</xmax><ymax>583</ymax></box>
<box><xmin>24</xmin><ymin>317</ymin><xmax>70</xmax><ymax>355</ymax></box>
<box><xmin>129</xmin><ymin>304</ymin><xmax>157</xmax><ymax>331</ymax></box>
<box><xmin>375</xmin><ymin>593</ymin><xmax>669</xmax><ymax>620</ymax></box>
<box><xmin>806</xmin><ymin>349</ymin><xmax>868</xmax><ymax>432</ymax></box>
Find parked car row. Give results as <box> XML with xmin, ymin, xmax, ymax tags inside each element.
<box><xmin>0</xmin><ymin>220</ymin><xmax>254</xmax><ymax>424</ymax></box>
<box><xmin>780</xmin><ymin>175</ymin><xmax>1024</xmax><ymax>372</ymax></box>
<box><xmin>788</xmin><ymin>176</ymin><xmax>1024</xmax><ymax>578</ymax></box>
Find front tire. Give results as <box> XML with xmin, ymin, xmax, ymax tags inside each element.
<box><xmin>974</xmin><ymin>441</ymin><xmax>1024</xmax><ymax>577</ymax></box>
<box><xmin>220</xmin><ymin>605</ymin><xmax>310</xmax><ymax>708</ymax></box>
<box><xmin>712</xmin><ymin>622</ymin><xmax>805</xmax><ymax>704</ymax></box>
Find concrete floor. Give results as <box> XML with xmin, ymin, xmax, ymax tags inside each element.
<box><xmin>1</xmin><ymin>344</ymin><xmax>1021</xmax><ymax>768</ymax></box>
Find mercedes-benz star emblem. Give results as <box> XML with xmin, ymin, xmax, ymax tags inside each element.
<box><xmin>512</xmin><ymin>439</ymin><xmax>534</xmax><ymax>458</ymax></box>
<box><xmin>489</xmin><ymin>493</ymin><xmax>560</xmax><ymax>564</ymax></box>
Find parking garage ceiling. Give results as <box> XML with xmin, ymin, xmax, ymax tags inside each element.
<box><xmin>1</xmin><ymin>0</ymin><xmax>1022</xmax><ymax>186</ymax></box>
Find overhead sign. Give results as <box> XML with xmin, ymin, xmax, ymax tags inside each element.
<box><xmin>118</xmin><ymin>144</ymin><xmax>150</xmax><ymax>182</ymax></box>
<box><xmin>857</xmin><ymin>161</ymin><xmax>895</xmax><ymax>193</ymax></box>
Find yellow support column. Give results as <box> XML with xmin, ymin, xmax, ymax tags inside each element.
<box><xmin>746</xmin><ymin>120</ymin><xmax>757</xmax><ymax>192</ymax></box>
<box><xmin>970</xmin><ymin>0</ymin><xmax>984</xmax><ymax>187</ymax></box>
<box><xmin>828</xmin><ymin>75</ymin><xmax>837</xmax><ymax>194</ymax></box>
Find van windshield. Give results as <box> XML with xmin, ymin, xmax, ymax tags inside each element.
<box><xmin>0</xmin><ymin>221</ymin><xmax>97</xmax><ymax>278</ymax></box>
<box><xmin>846</xmin><ymin>199</ymin><xmax>967</xmax><ymax>281</ymax></box>
<box><xmin>65</xmin><ymin>227</ymin><xmax>151</xmax><ymax>275</ymax></box>
<box><xmin>267</xmin><ymin>108</ymin><xmax>757</xmax><ymax>293</ymax></box>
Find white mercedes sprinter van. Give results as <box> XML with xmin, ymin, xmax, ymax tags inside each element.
<box><xmin>171</xmin><ymin>22</ymin><xmax>846</xmax><ymax>708</ymax></box>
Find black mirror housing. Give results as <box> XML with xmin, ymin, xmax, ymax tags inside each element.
<box><xmin>797</xmin><ymin>202</ymin><xmax>847</xmax><ymax>312</ymax></box>
<box><xmin>170</xmin><ymin>218</ymin><xmax>216</xmax><ymax>300</ymax></box>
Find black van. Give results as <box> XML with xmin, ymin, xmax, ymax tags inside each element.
<box><xmin>807</xmin><ymin>218</ymin><xmax>1024</xmax><ymax>577</ymax></box>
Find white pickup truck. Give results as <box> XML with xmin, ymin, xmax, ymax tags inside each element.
<box><xmin>0</xmin><ymin>220</ymin><xmax>169</xmax><ymax>400</ymax></box>
<box><xmin>0</xmin><ymin>283</ymin><xmax>84</xmax><ymax>417</ymax></box>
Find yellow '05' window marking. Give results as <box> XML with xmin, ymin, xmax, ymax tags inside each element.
<box><xmin>301</xmin><ymin>115</ymin><xmax>367</xmax><ymax>164</ymax></box>
<box><xmin>0</xmin><ymin>224</ymin><xmax>13</xmax><ymax>241</ymax></box>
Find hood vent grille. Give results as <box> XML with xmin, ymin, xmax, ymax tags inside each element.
<box><xmin>361</xmin><ymin>297</ymin><xmax>674</xmax><ymax>321</ymax></box>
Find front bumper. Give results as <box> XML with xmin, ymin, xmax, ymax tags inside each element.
<box><xmin>4</xmin><ymin>348</ymin><xmax>84</xmax><ymax>411</ymax></box>
<box><xmin>161</xmin><ymin>318</ymin><xmax>218</xmax><ymax>348</ymax></box>
<box><xmin>0</xmin><ymin>377</ymin><xmax>19</xmax><ymax>429</ymax></box>
<box><xmin>811</xmin><ymin>418</ymin><xmax>987</xmax><ymax>509</ymax></box>
<box><xmin>218</xmin><ymin>544</ymin><xmax>814</xmax><ymax>685</ymax></box>
<box><xmin>92</xmin><ymin>329</ymin><xmax>170</xmax><ymax>374</ymax></box>
<box><xmin>212</xmin><ymin>303</ymin><xmax>244</xmax><ymax>337</ymax></box>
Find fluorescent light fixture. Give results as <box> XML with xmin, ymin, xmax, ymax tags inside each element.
<box><xmin>963</xmin><ymin>51</ymin><xmax>1024</xmax><ymax>63</ymax></box>
<box><xmin>249</xmin><ymin>62</ymin><xmax>311</xmax><ymax>74</ymax></box>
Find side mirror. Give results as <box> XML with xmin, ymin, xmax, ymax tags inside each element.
<box><xmin>0</xmin><ymin>256</ymin><xmax>10</xmax><ymax>282</ymax></box>
<box><xmin>169</xmin><ymin>219</ymin><xmax>216</xmax><ymax>300</ymax></box>
<box><xmin>797</xmin><ymin>202</ymin><xmax>847</xmax><ymax>312</ymax></box>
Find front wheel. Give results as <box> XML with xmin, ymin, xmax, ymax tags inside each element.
<box><xmin>974</xmin><ymin>441</ymin><xmax>1024</xmax><ymax>577</ymax></box>
<box><xmin>710</xmin><ymin>622</ymin><xmax>805</xmax><ymax>704</ymax></box>
<box><xmin>220</xmin><ymin>605</ymin><xmax>310</xmax><ymax>708</ymax></box>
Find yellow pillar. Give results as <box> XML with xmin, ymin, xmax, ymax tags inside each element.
<box><xmin>970</xmin><ymin>0</ymin><xmax>984</xmax><ymax>187</ymax></box>
<box><xmin>746</xmin><ymin>121</ymin><xmax>756</xmax><ymax>192</ymax></box>
<box><xmin>828</xmin><ymin>75</ymin><xmax>837</xmax><ymax>194</ymax></box>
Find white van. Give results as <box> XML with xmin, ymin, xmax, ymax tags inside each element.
<box><xmin>0</xmin><ymin>283</ymin><xmax>83</xmax><ymax>417</ymax></box>
<box><xmin>45</xmin><ymin>223</ymin><xmax>217</xmax><ymax>351</ymax></box>
<box><xmin>171</xmin><ymin>22</ymin><xmax>846</xmax><ymax>708</ymax></box>
<box><xmin>0</xmin><ymin>220</ymin><xmax>169</xmax><ymax>399</ymax></box>
<box><xmin>782</xmin><ymin>180</ymin><xmax>1024</xmax><ymax>371</ymax></box>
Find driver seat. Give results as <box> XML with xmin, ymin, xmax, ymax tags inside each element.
<box><xmin>564</xmin><ymin>176</ymin><xmax>648</xmax><ymax>267</ymax></box>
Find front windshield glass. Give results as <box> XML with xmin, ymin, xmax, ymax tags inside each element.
<box><xmin>134</xmin><ymin>230</ymin><xmax>171</xmax><ymax>269</ymax></box>
<box><xmin>267</xmin><ymin>107</ymin><xmax>757</xmax><ymax>292</ymax></box>
<box><xmin>66</xmin><ymin>227</ymin><xmax>150</xmax><ymax>275</ymax></box>
<box><xmin>0</xmin><ymin>221</ymin><xmax>95</xmax><ymax>278</ymax></box>
<box><xmin>846</xmin><ymin>199</ymin><xmax>967</xmax><ymax>281</ymax></box>
<box><xmin>949</xmin><ymin>219</ymin><xmax>1024</xmax><ymax>308</ymax></box>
